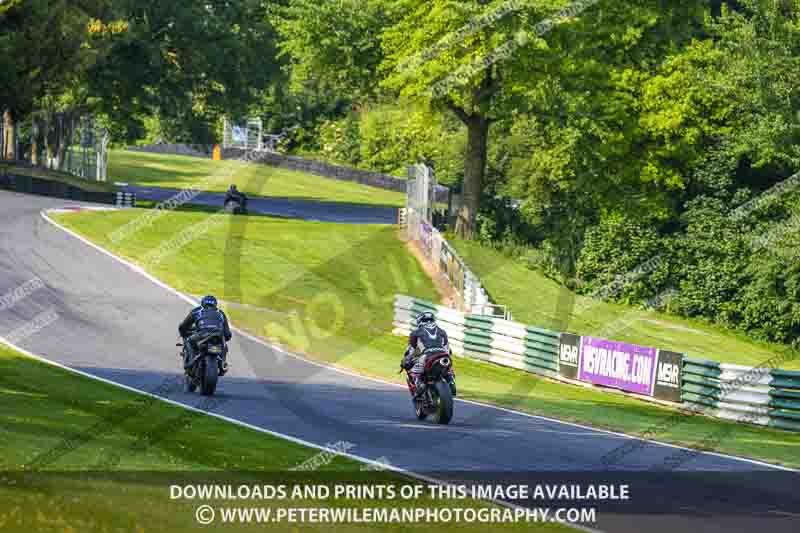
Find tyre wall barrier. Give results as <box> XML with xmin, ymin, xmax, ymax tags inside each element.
<box><xmin>394</xmin><ymin>295</ymin><xmax>800</xmax><ymax>431</ymax></box>
<box><xmin>393</xmin><ymin>295</ymin><xmax>559</xmax><ymax>379</ymax></box>
<box><xmin>115</xmin><ymin>191</ymin><xmax>136</xmax><ymax>208</ymax></box>
<box><xmin>0</xmin><ymin>172</ymin><xmax>131</xmax><ymax>206</ymax></box>
<box><xmin>682</xmin><ymin>359</ymin><xmax>800</xmax><ymax>431</ymax></box>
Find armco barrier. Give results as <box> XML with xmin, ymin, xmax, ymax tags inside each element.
<box><xmin>394</xmin><ymin>295</ymin><xmax>800</xmax><ymax>431</ymax></box>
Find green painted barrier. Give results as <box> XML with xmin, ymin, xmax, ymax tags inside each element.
<box><xmin>682</xmin><ymin>382</ymin><xmax>723</xmax><ymax>400</ymax></box>
<box><xmin>769</xmin><ymin>397</ymin><xmax>800</xmax><ymax>411</ymax></box>
<box><xmin>768</xmin><ymin>417</ymin><xmax>800</xmax><ymax>432</ymax></box>
<box><xmin>770</xmin><ymin>388</ymin><xmax>800</xmax><ymax>400</ymax></box>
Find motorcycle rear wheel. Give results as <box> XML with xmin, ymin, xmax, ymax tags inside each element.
<box><xmin>433</xmin><ymin>381</ymin><xmax>453</xmax><ymax>425</ymax></box>
<box><xmin>201</xmin><ymin>355</ymin><xmax>218</xmax><ymax>396</ymax></box>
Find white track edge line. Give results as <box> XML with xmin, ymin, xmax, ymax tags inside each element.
<box><xmin>0</xmin><ymin>334</ymin><xmax>599</xmax><ymax>533</ymax></box>
<box><xmin>36</xmin><ymin>208</ymin><xmax>601</xmax><ymax>531</ymax></box>
<box><xmin>39</xmin><ymin>209</ymin><xmax>798</xmax><ymax>473</ymax></box>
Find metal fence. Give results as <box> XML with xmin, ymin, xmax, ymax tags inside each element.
<box><xmin>222</xmin><ymin>117</ymin><xmax>282</xmax><ymax>152</ymax></box>
<box><xmin>406</xmin><ymin>163</ymin><xmax>438</xmax><ymax>225</ymax></box>
<box><xmin>403</xmin><ymin>164</ymin><xmax>505</xmax><ymax>317</ymax></box>
<box><xmin>3</xmin><ymin>112</ymin><xmax>109</xmax><ymax>182</ymax></box>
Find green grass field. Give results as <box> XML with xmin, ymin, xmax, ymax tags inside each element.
<box><xmin>451</xmin><ymin>239</ymin><xmax>800</xmax><ymax>371</ymax></box>
<box><xmin>50</xmin><ymin>208</ymin><xmax>800</xmax><ymax>468</ymax></box>
<box><xmin>0</xmin><ymin>162</ymin><xmax>117</xmax><ymax>193</ymax></box>
<box><xmin>0</xmin><ymin>343</ymin><xmax>566</xmax><ymax>533</ymax></box>
<box><xmin>110</xmin><ymin>150</ymin><xmax>406</xmax><ymax>207</ymax></box>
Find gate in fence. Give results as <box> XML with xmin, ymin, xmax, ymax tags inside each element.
<box><xmin>222</xmin><ymin>117</ymin><xmax>282</xmax><ymax>152</ymax></box>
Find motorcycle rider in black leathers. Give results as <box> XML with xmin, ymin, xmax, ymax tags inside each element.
<box><xmin>179</xmin><ymin>295</ymin><xmax>232</xmax><ymax>375</ymax></box>
<box><xmin>401</xmin><ymin>312</ymin><xmax>455</xmax><ymax>398</ymax></box>
<box><xmin>224</xmin><ymin>184</ymin><xmax>248</xmax><ymax>212</ymax></box>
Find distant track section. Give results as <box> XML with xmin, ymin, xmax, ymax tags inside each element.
<box><xmin>123</xmin><ymin>184</ymin><xmax>399</xmax><ymax>224</ymax></box>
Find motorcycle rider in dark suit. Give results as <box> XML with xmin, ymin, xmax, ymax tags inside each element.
<box><xmin>401</xmin><ymin>311</ymin><xmax>455</xmax><ymax>398</ymax></box>
<box><xmin>179</xmin><ymin>295</ymin><xmax>232</xmax><ymax>375</ymax></box>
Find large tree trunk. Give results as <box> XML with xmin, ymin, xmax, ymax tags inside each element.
<box><xmin>455</xmin><ymin>114</ymin><xmax>489</xmax><ymax>239</ymax></box>
<box><xmin>2</xmin><ymin>109</ymin><xmax>15</xmax><ymax>160</ymax></box>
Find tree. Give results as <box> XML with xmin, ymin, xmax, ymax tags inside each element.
<box><xmin>380</xmin><ymin>0</ymin><xmax>576</xmax><ymax>237</ymax></box>
<box><xmin>0</xmin><ymin>0</ymin><xmax>101</xmax><ymax>118</ymax></box>
<box><xmin>1</xmin><ymin>0</ymin><xmax>280</xmax><ymax>144</ymax></box>
<box><xmin>83</xmin><ymin>0</ymin><xmax>280</xmax><ymax>142</ymax></box>
<box><xmin>498</xmin><ymin>1</ymin><xmax>709</xmax><ymax>260</ymax></box>
<box><xmin>275</xmin><ymin>0</ymin><xmax>394</xmax><ymax>103</ymax></box>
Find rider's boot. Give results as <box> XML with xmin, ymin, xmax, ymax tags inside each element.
<box><xmin>412</xmin><ymin>375</ymin><xmax>426</xmax><ymax>399</ymax></box>
<box><xmin>183</xmin><ymin>344</ymin><xmax>194</xmax><ymax>371</ymax></box>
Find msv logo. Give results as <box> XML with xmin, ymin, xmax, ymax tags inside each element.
<box><xmin>656</xmin><ymin>361</ymin><xmax>680</xmax><ymax>388</ymax></box>
<box><xmin>560</xmin><ymin>343</ymin><xmax>579</xmax><ymax>366</ymax></box>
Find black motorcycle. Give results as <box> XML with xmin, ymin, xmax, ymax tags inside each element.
<box><xmin>224</xmin><ymin>196</ymin><xmax>248</xmax><ymax>215</ymax></box>
<box><xmin>178</xmin><ymin>330</ymin><xmax>227</xmax><ymax>396</ymax></box>
<box><xmin>403</xmin><ymin>348</ymin><xmax>457</xmax><ymax>424</ymax></box>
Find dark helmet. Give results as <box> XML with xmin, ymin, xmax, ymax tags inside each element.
<box><xmin>417</xmin><ymin>311</ymin><xmax>436</xmax><ymax>329</ymax></box>
<box><xmin>201</xmin><ymin>295</ymin><xmax>218</xmax><ymax>308</ymax></box>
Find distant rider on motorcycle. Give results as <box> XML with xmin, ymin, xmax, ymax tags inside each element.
<box><xmin>401</xmin><ymin>311</ymin><xmax>454</xmax><ymax>398</ymax></box>
<box><xmin>224</xmin><ymin>184</ymin><xmax>248</xmax><ymax>213</ymax></box>
<box><xmin>179</xmin><ymin>295</ymin><xmax>232</xmax><ymax>374</ymax></box>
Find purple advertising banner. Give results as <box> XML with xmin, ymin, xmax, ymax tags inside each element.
<box><xmin>578</xmin><ymin>336</ymin><xmax>658</xmax><ymax>396</ymax></box>
<box><xmin>420</xmin><ymin>221</ymin><xmax>433</xmax><ymax>259</ymax></box>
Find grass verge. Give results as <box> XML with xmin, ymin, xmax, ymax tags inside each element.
<box><xmin>110</xmin><ymin>150</ymin><xmax>406</xmax><ymax>207</ymax></box>
<box><xmin>451</xmin><ymin>239</ymin><xmax>800</xmax><ymax>371</ymax></box>
<box><xmin>0</xmin><ymin>342</ymin><xmax>565</xmax><ymax>533</ymax></box>
<box><xmin>49</xmin><ymin>208</ymin><xmax>800</xmax><ymax>468</ymax></box>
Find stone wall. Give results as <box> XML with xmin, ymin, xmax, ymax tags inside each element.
<box><xmin>126</xmin><ymin>143</ymin><xmax>213</xmax><ymax>158</ymax></box>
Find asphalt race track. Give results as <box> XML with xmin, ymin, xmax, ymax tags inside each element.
<box><xmin>1</xmin><ymin>190</ymin><xmax>799</xmax><ymax>533</ymax></box>
<box><xmin>122</xmin><ymin>184</ymin><xmax>399</xmax><ymax>224</ymax></box>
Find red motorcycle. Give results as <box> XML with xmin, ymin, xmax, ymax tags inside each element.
<box><xmin>402</xmin><ymin>348</ymin><xmax>456</xmax><ymax>424</ymax></box>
